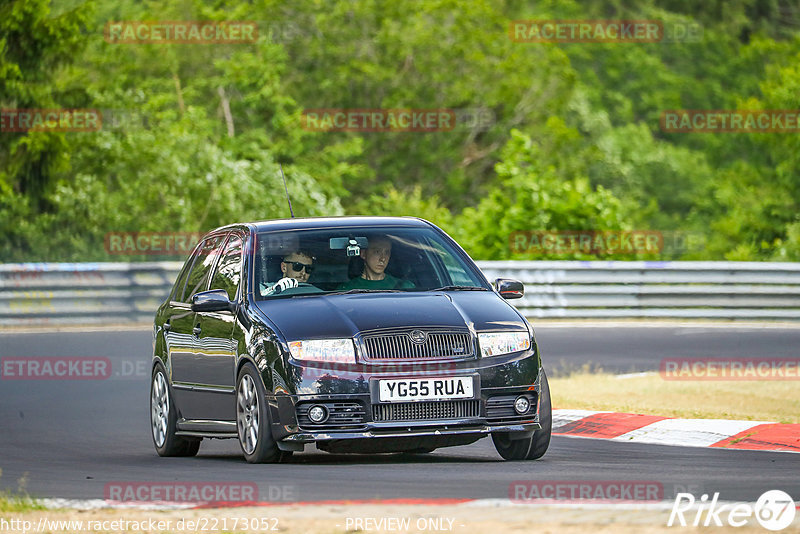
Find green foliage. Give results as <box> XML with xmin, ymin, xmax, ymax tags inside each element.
<box><xmin>278</xmin><ymin>0</ymin><xmax>576</xmax><ymax>207</ymax></box>
<box><xmin>1</xmin><ymin>0</ymin><xmax>349</xmax><ymax>261</ymax></box>
<box><xmin>3</xmin><ymin>108</ymin><xmax>344</xmax><ymax>261</ymax></box>
<box><xmin>349</xmin><ymin>185</ymin><xmax>453</xmax><ymax>230</ymax></box>
<box><xmin>1</xmin><ymin>0</ymin><xmax>800</xmax><ymax>262</ymax></box>
<box><xmin>451</xmin><ymin>129</ymin><xmax>629</xmax><ymax>259</ymax></box>
<box><xmin>0</xmin><ymin>0</ymin><xmax>92</xmax><ymax>205</ymax></box>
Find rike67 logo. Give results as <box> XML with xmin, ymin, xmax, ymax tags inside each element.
<box><xmin>668</xmin><ymin>490</ymin><xmax>796</xmax><ymax>531</ymax></box>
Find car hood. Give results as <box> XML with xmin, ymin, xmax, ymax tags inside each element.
<box><xmin>254</xmin><ymin>291</ymin><xmax>527</xmax><ymax>340</ymax></box>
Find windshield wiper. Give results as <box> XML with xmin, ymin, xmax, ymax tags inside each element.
<box><xmin>428</xmin><ymin>285</ymin><xmax>488</xmax><ymax>292</ymax></box>
<box><xmin>328</xmin><ymin>289</ymin><xmax>403</xmax><ymax>295</ymax></box>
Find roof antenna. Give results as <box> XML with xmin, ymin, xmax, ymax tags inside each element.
<box><xmin>279</xmin><ymin>163</ymin><xmax>294</xmax><ymax>218</ymax></box>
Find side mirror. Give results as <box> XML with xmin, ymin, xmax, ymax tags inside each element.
<box><xmin>192</xmin><ymin>289</ymin><xmax>234</xmax><ymax>313</ymax></box>
<box><xmin>495</xmin><ymin>278</ymin><xmax>524</xmax><ymax>300</ymax></box>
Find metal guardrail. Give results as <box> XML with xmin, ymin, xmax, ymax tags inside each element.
<box><xmin>0</xmin><ymin>262</ymin><xmax>182</xmax><ymax>326</ymax></box>
<box><xmin>2</xmin><ymin>261</ymin><xmax>800</xmax><ymax>326</ymax></box>
<box><xmin>480</xmin><ymin>261</ymin><xmax>800</xmax><ymax>319</ymax></box>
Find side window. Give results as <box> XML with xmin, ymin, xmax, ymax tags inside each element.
<box><xmin>170</xmin><ymin>250</ymin><xmax>198</xmax><ymax>302</ymax></box>
<box><xmin>209</xmin><ymin>234</ymin><xmax>243</xmax><ymax>301</ymax></box>
<box><xmin>179</xmin><ymin>234</ymin><xmax>226</xmax><ymax>302</ymax></box>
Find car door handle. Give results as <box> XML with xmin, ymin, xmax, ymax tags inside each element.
<box><xmin>193</xmin><ymin>326</ymin><xmax>201</xmax><ymax>336</ymax></box>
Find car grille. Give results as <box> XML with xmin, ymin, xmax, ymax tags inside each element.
<box><xmin>296</xmin><ymin>401</ymin><xmax>366</xmax><ymax>429</ymax></box>
<box><xmin>362</xmin><ymin>329</ymin><xmax>474</xmax><ymax>360</ymax></box>
<box><xmin>485</xmin><ymin>394</ymin><xmax>537</xmax><ymax>424</ymax></box>
<box><xmin>372</xmin><ymin>400</ymin><xmax>481</xmax><ymax>422</ymax></box>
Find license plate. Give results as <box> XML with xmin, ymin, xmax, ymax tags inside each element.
<box><xmin>378</xmin><ymin>377</ymin><xmax>473</xmax><ymax>402</ymax></box>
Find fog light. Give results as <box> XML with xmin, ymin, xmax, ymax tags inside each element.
<box><xmin>513</xmin><ymin>396</ymin><xmax>530</xmax><ymax>415</ymax></box>
<box><xmin>308</xmin><ymin>405</ymin><xmax>328</xmax><ymax>423</ymax></box>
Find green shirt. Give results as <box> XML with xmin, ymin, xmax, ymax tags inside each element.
<box><xmin>338</xmin><ymin>273</ymin><xmax>413</xmax><ymax>290</ymax></box>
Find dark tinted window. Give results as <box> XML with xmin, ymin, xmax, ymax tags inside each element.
<box><xmin>170</xmin><ymin>248</ymin><xmax>199</xmax><ymax>302</ymax></box>
<box><xmin>178</xmin><ymin>234</ymin><xmax>226</xmax><ymax>302</ymax></box>
<box><xmin>254</xmin><ymin>227</ymin><xmax>489</xmax><ymax>299</ymax></box>
<box><xmin>209</xmin><ymin>234</ymin><xmax>243</xmax><ymax>301</ymax></box>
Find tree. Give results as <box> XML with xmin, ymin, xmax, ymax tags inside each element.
<box><xmin>451</xmin><ymin>129</ymin><xmax>630</xmax><ymax>260</ymax></box>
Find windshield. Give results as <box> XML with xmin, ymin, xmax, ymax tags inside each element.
<box><xmin>253</xmin><ymin>226</ymin><xmax>489</xmax><ymax>299</ymax></box>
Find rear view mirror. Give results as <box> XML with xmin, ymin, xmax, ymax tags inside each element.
<box><xmin>330</xmin><ymin>236</ymin><xmax>368</xmax><ymax>256</ymax></box>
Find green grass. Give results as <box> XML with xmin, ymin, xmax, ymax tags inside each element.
<box><xmin>0</xmin><ymin>470</ymin><xmax>45</xmax><ymax>513</ymax></box>
<box><xmin>0</xmin><ymin>494</ymin><xmax>44</xmax><ymax>513</ymax></box>
<box><xmin>550</xmin><ymin>372</ymin><xmax>800</xmax><ymax>424</ymax></box>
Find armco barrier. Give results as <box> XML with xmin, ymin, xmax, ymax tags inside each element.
<box><xmin>480</xmin><ymin>261</ymin><xmax>800</xmax><ymax>319</ymax></box>
<box><xmin>0</xmin><ymin>262</ymin><xmax>182</xmax><ymax>326</ymax></box>
<box><xmin>1</xmin><ymin>261</ymin><xmax>800</xmax><ymax>326</ymax></box>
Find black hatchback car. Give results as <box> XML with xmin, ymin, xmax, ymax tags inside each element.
<box><xmin>150</xmin><ymin>217</ymin><xmax>551</xmax><ymax>462</ymax></box>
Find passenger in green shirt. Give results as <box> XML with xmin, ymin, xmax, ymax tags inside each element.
<box><xmin>339</xmin><ymin>235</ymin><xmax>413</xmax><ymax>290</ymax></box>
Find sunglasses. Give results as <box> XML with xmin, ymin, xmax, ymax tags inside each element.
<box><xmin>283</xmin><ymin>260</ymin><xmax>314</xmax><ymax>274</ymax></box>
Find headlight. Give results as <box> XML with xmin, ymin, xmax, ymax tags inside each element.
<box><xmin>288</xmin><ymin>338</ymin><xmax>356</xmax><ymax>363</ymax></box>
<box><xmin>478</xmin><ymin>332</ymin><xmax>530</xmax><ymax>357</ymax></box>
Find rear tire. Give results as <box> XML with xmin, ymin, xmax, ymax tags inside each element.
<box><xmin>492</xmin><ymin>369</ymin><xmax>551</xmax><ymax>461</ymax></box>
<box><xmin>236</xmin><ymin>363</ymin><xmax>287</xmax><ymax>463</ymax></box>
<box><xmin>150</xmin><ymin>365</ymin><xmax>200</xmax><ymax>457</ymax></box>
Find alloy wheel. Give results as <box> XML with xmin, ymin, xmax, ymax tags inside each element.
<box><xmin>151</xmin><ymin>371</ymin><xmax>169</xmax><ymax>448</ymax></box>
<box><xmin>237</xmin><ymin>374</ymin><xmax>259</xmax><ymax>454</ymax></box>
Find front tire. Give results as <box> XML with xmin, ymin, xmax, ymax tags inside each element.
<box><xmin>236</xmin><ymin>363</ymin><xmax>286</xmax><ymax>463</ymax></box>
<box><xmin>150</xmin><ymin>365</ymin><xmax>200</xmax><ymax>457</ymax></box>
<box><xmin>492</xmin><ymin>369</ymin><xmax>552</xmax><ymax>461</ymax></box>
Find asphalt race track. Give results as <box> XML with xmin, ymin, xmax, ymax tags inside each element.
<box><xmin>1</xmin><ymin>325</ymin><xmax>799</xmax><ymax>504</ymax></box>
<box><xmin>539</xmin><ymin>324</ymin><xmax>800</xmax><ymax>374</ymax></box>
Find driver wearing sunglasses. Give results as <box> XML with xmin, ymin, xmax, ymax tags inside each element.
<box><xmin>264</xmin><ymin>251</ymin><xmax>316</xmax><ymax>295</ymax></box>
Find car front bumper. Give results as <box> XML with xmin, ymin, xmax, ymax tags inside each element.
<box><xmin>267</xmin><ymin>384</ymin><xmax>543</xmax><ymax>446</ymax></box>
<box><xmin>281</xmin><ymin>420</ymin><xmax>541</xmax><ymax>443</ymax></box>
<box><xmin>267</xmin><ymin>351</ymin><xmax>544</xmax><ymax>449</ymax></box>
